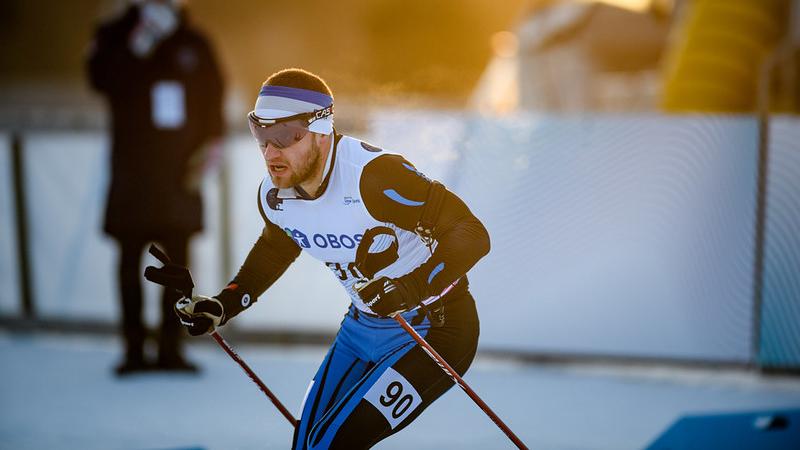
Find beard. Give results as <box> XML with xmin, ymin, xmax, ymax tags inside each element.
<box><xmin>270</xmin><ymin>137</ymin><xmax>323</xmax><ymax>189</ymax></box>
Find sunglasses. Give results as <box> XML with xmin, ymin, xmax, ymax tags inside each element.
<box><xmin>248</xmin><ymin>106</ymin><xmax>333</xmax><ymax>149</ymax></box>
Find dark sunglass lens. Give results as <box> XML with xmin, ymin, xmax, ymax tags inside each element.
<box><xmin>249</xmin><ymin>116</ymin><xmax>309</xmax><ymax>150</ymax></box>
<box><xmin>273</xmin><ymin>124</ymin><xmax>295</xmax><ymax>148</ymax></box>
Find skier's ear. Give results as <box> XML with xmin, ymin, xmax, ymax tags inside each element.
<box><xmin>313</xmin><ymin>131</ymin><xmax>332</xmax><ymax>147</ymax></box>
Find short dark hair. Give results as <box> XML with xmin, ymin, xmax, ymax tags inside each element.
<box><xmin>263</xmin><ymin>68</ymin><xmax>333</xmax><ymax>98</ymax></box>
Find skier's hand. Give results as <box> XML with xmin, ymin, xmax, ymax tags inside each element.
<box><xmin>355</xmin><ymin>276</ymin><xmax>419</xmax><ymax>317</ymax></box>
<box><xmin>174</xmin><ymin>295</ymin><xmax>224</xmax><ymax>336</ymax></box>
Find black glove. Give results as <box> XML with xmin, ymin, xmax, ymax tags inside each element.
<box><xmin>143</xmin><ymin>244</ymin><xmax>194</xmax><ymax>298</ymax></box>
<box><xmin>144</xmin><ymin>244</ymin><xmax>218</xmax><ymax>336</ymax></box>
<box><xmin>355</xmin><ymin>275</ymin><xmax>424</xmax><ymax>317</ymax></box>
<box><xmin>174</xmin><ymin>287</ymin><xmax>257</xmax><ymax>336</ymax></box>
<box><xmin>174</xmin><ymin>295</ymin><xmax>224</xmax><ymax>336</ymax></box>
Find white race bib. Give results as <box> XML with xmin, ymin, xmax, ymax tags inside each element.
<box><xmin>363</xmin><ymin>367</ymin><xmax>422</xmax><ymax>429</ymax></box>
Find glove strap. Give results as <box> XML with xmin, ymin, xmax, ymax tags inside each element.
<box><xmin>216</xmin><ymin>283</ymin><xmax>257</xmax><ymax>325</ymax></box>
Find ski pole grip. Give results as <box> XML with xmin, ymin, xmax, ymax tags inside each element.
<box><xmin>148</xmin><ymin>244</ymin><xmax>171</xmax><ymax>264</ymax></box>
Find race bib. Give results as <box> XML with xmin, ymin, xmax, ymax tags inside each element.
<box><xmin>151</xmin><ymin>81</ymin><xmax>186</xmax><ymax>129</ymax></box>
<box><xmin>363</xmin><ymin>367</ymin><xmax>422</xmax><ymax>429</ymax></box>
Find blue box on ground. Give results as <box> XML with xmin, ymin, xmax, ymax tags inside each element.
<box><xmin>646</xmin><ymin>409</ymin><xmax>800</xmax><ymax>450</ymax></box>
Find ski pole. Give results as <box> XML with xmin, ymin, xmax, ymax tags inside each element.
<box><xmin>395</xmin><ymin>315</ymin><xmax>528</xmax><ymax>450</ymax></box>
<box><xmin>144</xmin><ymin>244</ymin><xmax>297</xmax><ymax>428</ymax></box>
<box><xmin>211</xmin><ymin>331</ymin><xmax>299</xmax><ymax>428</ymax></box>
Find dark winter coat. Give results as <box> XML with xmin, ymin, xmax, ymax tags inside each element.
<box><xmin>87</xmin><ymin>6</ymin><xmax>224</xmax><ymax>239</ymax></box>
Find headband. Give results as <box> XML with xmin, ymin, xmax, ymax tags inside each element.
<box><xmin>254</xmin><ymin>85</ymin><xmax>334</xmax><ymax>134</ymax></box>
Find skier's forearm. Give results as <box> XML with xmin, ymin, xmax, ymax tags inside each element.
<box><xmin>404</xmin><ymin>214</ymin><xmax>490</xmax><ymax>297</ymax></box>
<box><xmin>215</xmin><ymin>222</ymin><xmax>301</xmax><ymax>321</ymax></box>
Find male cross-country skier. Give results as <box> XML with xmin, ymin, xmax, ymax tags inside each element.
<box><xmin>173</xmin><ymin>68</ymin><xmax>490</xmax><ymax>449</ymax></box>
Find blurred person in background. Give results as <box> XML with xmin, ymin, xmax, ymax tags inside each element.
<box><xmin>86</xmin><ymin>0</ymin><xmax>224</xmax><ymax>376</ymax></box>
<box><xmin>161</xmin><ymin>68</ymin><xmax>490</xmax><ymax>448</ymax></box>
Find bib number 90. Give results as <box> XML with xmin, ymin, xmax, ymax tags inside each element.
<box><xmin>364</xmin><ymin>367</ymin><xmax>422</xmax><ymax>429</ymax></box>
<box><xmin>380</xmin><ymin>381</ymin><xmax>414</xmax><ymax>419</ymax></box>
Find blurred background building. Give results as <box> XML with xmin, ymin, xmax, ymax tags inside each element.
<box><xmin>473</xmin><ymin>0</ymin><xmax>799</xmax><ymax>113</ymax></box>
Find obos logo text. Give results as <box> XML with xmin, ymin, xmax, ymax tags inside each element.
<box><xmin>284</xmin><ymin>228</ymin><xmax>363</xmax><ymax>249</ymax></box>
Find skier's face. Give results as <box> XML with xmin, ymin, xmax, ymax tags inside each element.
<box><xmin>262</xmin><ymin>132</ymin><xmax>325</xmax><ymax>189</ymax></box>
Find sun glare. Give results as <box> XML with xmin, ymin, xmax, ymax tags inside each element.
<box><xmin>575</xmin><ymin>0</ymin><xmax>654</xmax><ymax>12</ymax></box>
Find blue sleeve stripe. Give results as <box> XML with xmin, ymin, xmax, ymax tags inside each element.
<box><xmin>383</xmin><ymin>189</ymin><xmax>424</xmax><ymax>206</ymax></box>
<box><xmin>427</xmin><ymin>262</ymin><xmax>445</xmax><ymax>284</ymax></box>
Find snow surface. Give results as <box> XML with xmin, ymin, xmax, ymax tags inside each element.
<box><xmin>2</xmin><ymin>332</ymin><xmax>800</xmax><ymax>450</ymax></box>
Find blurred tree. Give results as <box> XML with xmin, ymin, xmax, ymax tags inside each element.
<box><xmin>0</xmin><ymin>0</ymin><xmax>525</xmax><ymax>106</ymax></box>
<box><xmin>0</xmin><ymin>1</ymin><xmax>100</xmax><ymax>84</ymax></box>
<box><xmin>359</xmin><ymin>0</ymin><xmax>525</xmax><ymax>100</ymax></box>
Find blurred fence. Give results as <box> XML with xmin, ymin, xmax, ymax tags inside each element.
<box><xmin>457</xmin><ymin>115</ymin><xmax>759</xmax><ymax>363</ymax></box>
<box><xmin>0</xmin><ymin>112</ymin><xmax>798</xmax><ymax>370</ymax></box>
<box><xmin>759</xmin><ymin>117</ymin><xmax>800</xmax><ymax>369</ymax></box>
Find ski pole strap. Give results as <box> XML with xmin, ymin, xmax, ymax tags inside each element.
<box><xmin>415</xmin><ymin>181</ymin><xmax>446</xmax><ymax>247</ymax></box>
<box><xmin>418</xmin><ymin>277</ymin><xmax>461</xmax><ymax>327</ymax></box>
